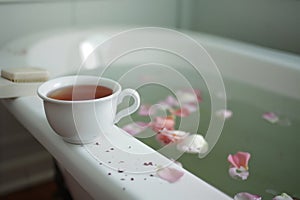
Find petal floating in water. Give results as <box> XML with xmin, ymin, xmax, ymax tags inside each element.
<box><xmin>150</xmin><ymin>116</ymin><xmax>175</xmax><ymax>132</ymax></box>
<box><xmin>156</xmin><ymin>133</ymin><xmax>173</xmax><ymax>145</ymax></box>
<box><xmin>176</xmin><ymin>89</ymin><xmax>202</xmax><ymax>104</ymax></box>
<box><xmin>177</xmin><ymin>134</ymin><xmax>208</xmax><ymax>154</ymax></box>
<box><xmin>156</xmin><ymin>129</ymin><xmax>190</xmax><ymax>145</ymax></box>
<box><xmin>262</xmin><ymin>112</ymin><xmax>279</xmax><ymax>124</ymax></box>
<box><xmin>228</xmin><ymin>151</ymin><xmax>251</xmax><ymax>169</ymax></box>
<box><xmin>234</xmin><ymin>192</ymin><xmax>262</xmax><ymax>200</ymax></box>
<box><xmin>182</xmin><ymin>103</ymin><xmax>199</xmax><ymax>113</ymax></box>
<box><xmin>122</xmin><ymin>122</ymin><xmax>149</xmax><ymax>136</ymax></box>
<box><xmin>273</xmin><ymin>193</ymin><xmax>293</xmax><ymax>200</ymax></box>
<box><xmin>164</xmin><ymin>95</ymin><xmax>179</xmax><ymax>107</ymax></box>
<box><xmin>171</xmin><ymin>107</ymin><xmax>191</xmax><ymax>117</ymax></box>
<box><xmin>156</xmin><ymin>167</ymin><xmax>184</xmax><ymax>183</ymax></box>
<box><xmin>216</xmin><ymin>109</ymin><xmax>233</xmax><ymax>119</ymax></box>
<box><xmin>157</xmin><ymin>96</ymin><xmax>179</xmax><ymax>110</ymax></box>
<box><xmin>138</xmin><ymin>104</ymin><xmax>154</xmax><ymax>116</ymax></box>
<box><xmin>229</xmin><ymin>167</ymin><xmax>249</xmax><ymax>180</ymax></box>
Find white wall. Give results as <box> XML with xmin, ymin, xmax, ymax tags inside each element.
<box><xmin>1</xmin><ymin>0</ymin><xmax>299</xmax><ymax>55</ymax></box>
<box><xmin>0</xmin><ymin>0</ymin><xmax>179</xmax><ymax>47</ymax></box>
<box><xmin>190</xmin><ymin>0</ymin><xmax>300</xmax><ymax>55</ymax></box>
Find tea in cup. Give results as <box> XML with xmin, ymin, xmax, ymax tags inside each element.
<box><xmin>37</xmin><ymin>75</ymin><xmax>140</xmax><ymax>144</ymax></box>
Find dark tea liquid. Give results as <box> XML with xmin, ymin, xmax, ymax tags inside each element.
<box><xmin>47</xmin><ymin>85</ymin><xmax>113</xmax><ymax>101</ymax></box>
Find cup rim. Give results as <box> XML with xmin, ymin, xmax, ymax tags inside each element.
<box><xmin>37</xmin><ymin>75</ymin><xmax>121</xmax><ymax>104</ymax></box>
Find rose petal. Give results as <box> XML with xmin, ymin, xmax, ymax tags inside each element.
<box><xmin>156</xmin><ymin>167</ymin><xmax>184</xmax><ymax>183</ymax></box>
<box><xmin>229</xmin><ymin>167</ymin><xmax>249</xmax><ymax>180</ymax></box>
<box><xmin>157</xmin><ymin>96</ymin><xmax>179</xmax><ymax>110</ymax></box>
<box><xmin>156</xmin><ymin>129</ymin><xmax>190</xmax><ymax>145</ymax></box>
<box><xmin>228</xmin><ymin>152</ymin><xmax>251</xmax><ymax>169</ymax></box>
<box><xmin>216</xmin><ymin>109</ymin><xmax>233</xmax><ymax>119</ymax></box>
<box><xmin>273</xmin><ymin>193</ymin><xmax>293</xmax><ymax>200</ymax></box>
<box><xmin>157</xmin><ymin>101</ymin><xmax>172</xmax><ymax>110</ymax></box>
<box><xmin>234</xmin><ymin>192</ymin><xmax>262</xmax><ymax>200</ymax></box>
<box><xmin>156</xmin><ymin>133</ymin><xmax>173</xmax><ymax>145</ymax></box>
<box><xmin>176</xmin><ymin>89</ymin><xmax>202</xmax><ymax>103</ymax></box>
<box><xmin>138</xmin><ymin>104</ymin><xmax>150</xmax><ymax>116</ymax></box>
<box><xmin>164</xmin><ymin>95</ymin><xmax>179</xmax><ymax>107</ymax></box>
<box><xmin>150</xmin><ymin>116</ymin><xmax>175</xmax><ymax>132</ymax></box>
<box><xmin>263</xmin><ymin>112</ymin><xmax>279</xmax><ymax>124</ymax></box>
<box><xmin>176</xmin><ymin>89</ymin><xmax>201</xmax><ymax>104</ymax></box>
<box><xmin>182</xmin><ymin>103</ymin><xmax>199</xmax><ymax>113</ymax></box>
<box><xmin>193</xmin><ymin>89</ymin><xmax>202</xmax><ymax>102</ymax></box>
<box><xmin>138</xmin><ymin>104</ymin><xmax>153</xmax><ymax>116</ymax></box>
<box><xmin>122</xmin><ymin>122</ymin><xmax>149</xmax><ymax>136</ymax></box>
<box><xmin>177</xmin><ymin>134</ymin><xmax>208</xmax><ymax>154</ymax></box>
<box><xmin>171</xmin><ymin>107</ymin><xmax>191</xmax><ymax>117</ymax></box>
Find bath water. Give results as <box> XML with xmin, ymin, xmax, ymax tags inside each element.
<box><xmin>120</xmin><ymin>79</ymin><xmax>300</xmax><ymax>199</ymax></box>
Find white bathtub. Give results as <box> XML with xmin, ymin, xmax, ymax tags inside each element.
<box><xmin>1</xmin><ymin>26</ymin><xmax>299</xmax><ymax>199</ymax></box>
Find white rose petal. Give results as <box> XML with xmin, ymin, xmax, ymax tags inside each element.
<box><xmin>176</xmin><ymin>90</ymin><xmax>198</xmax><ymax>104</ymax></box>
<box><xmin>177</xmin><ymin>134</ymin><xmax>208</xmax><ymax>154</ymax></box>
<box><xmin>216</xmin><ymin>109</ymin><xmax>233</xmax><ymax>119</ymax></box>
<box><xmin>273</xmin><ymin>193</ymin><xmax>293</xmax><ymax>200</ymax></box>
<box><xmin>234</xmin><ymin>192</ymin><xmax>262</xmax><ymax>200</ymax></box>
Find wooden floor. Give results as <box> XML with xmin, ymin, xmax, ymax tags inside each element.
<box><xmin>1</xmin><ymin>181</ymin><xmax>62</xmax><ymax>200</ymax></box>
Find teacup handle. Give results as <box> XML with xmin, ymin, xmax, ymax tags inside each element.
<box><xmin>114</xmin><ymin>89</ymin><xmax>140</xmax><ymax>124</ymax></box>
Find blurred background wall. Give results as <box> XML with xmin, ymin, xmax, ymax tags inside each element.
<box><xmin>189</xmin><ymin>0</ymin><xmax>300</xmax><ymax>55</ymax></box>
<box><xmin>0</xmin><ymin>0</ymin><xmax>299</xmax><ymax>54</ymax></box>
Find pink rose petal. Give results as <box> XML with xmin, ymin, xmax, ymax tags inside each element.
<box><xmin>138</xmin><ymin>104</ymin><xmax>154</xmax><ymax>116</ymax></box>
<box><xmin>171</xmin><ymin>107</ymin><xmax>191</xmax><ymax>117</ymax></box>
<box><xmin>193</xmin><ymin>89</ymin><xmax>202</xmax><ymax>102</ymax></box>
<box><xmin>228</xmin><ymin>151</ymin><xmax>251</xmax><ymax>169</ymax></box>
<box><xmin>150</xmin><ymin>116</ymin><xmax>175</xmax><ymax>132</ymax></box>
<box><xmin>156</xmin><ymin>167</ymin><xmax>184</xmax><ymax>183</ymax></box>
<box><xmin>122</xmin><ymin>122</ymin><xmax>149</xmax><ymax>136</ymax></box>
<box><xmin>263</xmin><ymin>112</ymin><xmax>279</xmax><ymax>124</ymax></box>
<box><xmin>157</xmin><ymin>96</ymin><xmax>179</xmax><ymax>110</ymax></box>
<box><xmin>164</xmin><ymin>95</ymin><xmax>179</xmax><ymax>107</ymax></box>
<box><xmin>182</xmin><ymin>103</ymin><xmax>198</xmax><ymax>113</ymax></box>
<box><xmin>234</xmin><ymin>192</ymin><xmax>262</xmax><ymax>200</ymax></box>
<box><xmin>156</xmin><ymin>129</ymin><xmax>189</xmax><ymax>145</ymax></box>
<box><xmin>156</xmin><ymin>133</ymin><xmax>173</xmax><ymax>145</ymax></box>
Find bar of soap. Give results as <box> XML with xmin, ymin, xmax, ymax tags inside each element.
<box><xmin>1</xmin><ymin>67</ymin><xmax>49</xmax><ymax>82</ymax></box>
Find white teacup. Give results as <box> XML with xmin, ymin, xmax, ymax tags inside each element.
<box><xmin>37</xmin><ymin>75</ymin><xmax>140</xmax><ymax>144</ymax></box>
